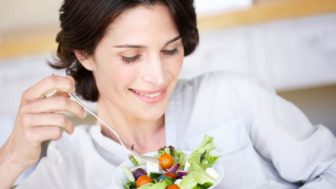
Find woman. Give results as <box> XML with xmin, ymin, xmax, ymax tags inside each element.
<box><xmin>1</xmin><ymin>0</ymin><xmax>336</xmax><ymax>188</ymax></box>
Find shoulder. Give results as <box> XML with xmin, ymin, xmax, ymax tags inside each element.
<box><xmin>172</xmin><ymin>71</ymin><xmax>278</xmax><ymax>122</ymax></box>
<box><xmin>177</xmin><ymin>71</ymin><xmax>275</xmax><ymax>97</ymax></box>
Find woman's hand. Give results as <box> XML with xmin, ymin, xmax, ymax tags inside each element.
<box><xmin>0</xmin><ymin>75</ymin><xmax>85</xmax><ymax>188</ymax></box>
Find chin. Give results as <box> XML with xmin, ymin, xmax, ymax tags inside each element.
<box><xmin>137</xmin><ymin>107</ymin><xmax>165</xmax><ymax>121</ymax></box>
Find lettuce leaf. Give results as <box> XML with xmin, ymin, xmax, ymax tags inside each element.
<box><xmin>188</xmin><ymin>135</ymin><xmax>219</xmax><ymax>171</ymax></box>
<box><xmin>179</xmin><ymin>171</ymin><xmax>214</xmax><ymax>189</ymax></box>
<box><xmin>179</xmin><ymin>135</ymin><xmax>219</xmax><ymax>189</ymax></box>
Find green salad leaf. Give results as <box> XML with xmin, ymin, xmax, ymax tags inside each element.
<box><xmin>188</xmin><ymin>135</ymin><xmax>219</xmax><ymax>171</ymax></box>
<box><xmin>124</xmin><ymin>180</ymin><xmax>136</xmax><ymax>189</ymax></box>
<box><xmin>179</xmin><ymin>171</ymin><xmax>214</xmax><ymax>189</ymax></box>
<box><xmin>179</xmin><ymin>135</ymin><xmax>219</xmax><ymax>189</ymax></box>
<box><xmin>129</xmin><ymin>155</ymin><xmax>140</xmax><ymax>167</ymax></box>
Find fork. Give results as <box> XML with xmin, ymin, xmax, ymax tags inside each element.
<box><xmin>68</xmin><ymin>93</ymin><xmax>159</xmax><ymax>164</ymax></box>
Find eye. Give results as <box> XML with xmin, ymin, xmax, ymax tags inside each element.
<box><xmin>121</xmin><ymin>55</ymin><xmax>141</xmax><ymax>64</ymax></box>
<box><xmin>162</xmin><ymin>48</ymin><xmax>178</xmax><ymax>56</ymax></box>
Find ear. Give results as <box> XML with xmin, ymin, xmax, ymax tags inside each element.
<box><xmin>74</xmin><ymin>50</ymin><xmax>96</xmax><ymax>71</ymax></box>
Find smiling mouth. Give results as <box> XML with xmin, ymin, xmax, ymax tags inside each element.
<box><xmin>129</xmin><ymin>87</ymin><xmax>167</xmax><ymax>103</ymax></box>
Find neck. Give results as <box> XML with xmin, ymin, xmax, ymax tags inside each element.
<box><xmin>97</xmin><ymin>99</ymin><xmax>165</xmax><ymax>154</ymax></box>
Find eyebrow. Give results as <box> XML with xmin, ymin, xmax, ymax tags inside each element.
<box><xmin>113</xmin><ymin>35</ymin><xmax>181</xmax><ymax>49</ymax></box>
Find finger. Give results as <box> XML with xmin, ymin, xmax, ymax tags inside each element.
<box><xmin>24</xmin><ymin>126</ymin><xmax>65</xmax><ymax>145</ymax></box>
<box><xmin>45</xmin><ymin>90</ymin><xmax>71</xmax><ymax>98</ymax></box>
<box><xmin>21</xmin><ymin>113</ymin><xmax>75</xmax><ymax>134</ymax></box>
<box><xmin>22</xmin><ymin>75</ymin><xmax>75</xmax><ymax>102</ymax></box>
<box><xmin>22</xmin><ymin>95</ymin><xmax>86</xmax><ymax>119</ymax></box>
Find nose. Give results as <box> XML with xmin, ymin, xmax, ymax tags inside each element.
<box><xmin>141</xmin><ymin>55</ymin><xmax>166</xmax><ymax>87</ymax></box>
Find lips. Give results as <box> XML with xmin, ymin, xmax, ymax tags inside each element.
<box><xmin>129</xmin><ymin>87</ymin><xmax>167</xmax><ymax>104</ymax></box>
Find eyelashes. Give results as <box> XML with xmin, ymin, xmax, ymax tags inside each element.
<box><xmin>162</xmin><ymin>48</ymin><xmax>178</xmax><ymax>56</ymax></box>
<box><xmin>121</xmin><ymin>48</ymin><xmax>179</xmax><ymax>64</ymax></box>
<box><xmin>122</xmin><ymin>54</ymin><xmax>141</xmax><ymax>64</ymax></box>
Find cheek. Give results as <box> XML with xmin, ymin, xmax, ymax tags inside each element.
<box><xmin>95</xmin><ymin>55</ymin><xmax>134</xmax><ymax>81</ymax></box>
<box><xmin>170</xmin><ymin>55</ymin><xmax>184</xmax><ymax>75</ymax></box>
<box><xmin>112</xmin><ymin>68</ymin><xmax>137</xmax><ymax>87</ymax></box>
<box><xmin>94</xmin><ymin>62</ymin><xmax>136</xmax><ymax>94</ymax></box>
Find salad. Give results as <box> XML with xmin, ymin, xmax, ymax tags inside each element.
<box><xmin>123</xmin><ymin>135</ymin><xmax>220</xmax><ymax>189</ymax></box>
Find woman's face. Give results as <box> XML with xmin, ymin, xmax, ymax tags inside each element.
<box><xmin>83</xmin><ymin>3</ymin><xmax>184</xmax><ymax>121</ymax></box>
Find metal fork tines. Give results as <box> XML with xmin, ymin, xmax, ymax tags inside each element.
<box><xmin>68</xmin><ymin>93</ymin><xmax>158</xmax><ymax>164</ymax></box>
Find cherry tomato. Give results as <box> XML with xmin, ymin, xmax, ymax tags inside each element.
<box><xmin>159</xmin><ymin>153</ymin><xmax>175</xmax><ymax>170</ymax></box>
<box><xmin>167</xmin><ymin>184</ymin><xmax>180</xmax><ymax>189</ymax></box>
<box><xmin>165</xmin><ymin>172</ymin><xmax>176</xmax><ymax>179</ymax></box>
<box><xmin>136</xmin><ymin>175</ymin><xmax>153</xmax><ymax>187</ymax></box>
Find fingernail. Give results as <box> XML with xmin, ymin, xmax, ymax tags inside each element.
<box><xmin>45</xmin><ymin>89</ymin><xmax>58</xmax><ymax>98</ymax></box>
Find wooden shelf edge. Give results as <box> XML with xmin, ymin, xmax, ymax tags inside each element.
<box><xmin>198</xmin><ymin>0</ymin><xmax>336</xmax><ymax>31</ymax></box>
<box><xmin>0</xmin><ymin>34</ymin><xmax>57</xmax><ymax>60</ymax></box>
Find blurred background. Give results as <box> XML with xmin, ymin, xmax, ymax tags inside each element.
<box><xmin>1</xmin><ymin>0</ymin><xmax>336</xmax><ymax>146</ymax></box>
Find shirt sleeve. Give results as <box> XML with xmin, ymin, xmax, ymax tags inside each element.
<box><xmin>15</xmin><ymin>142</ymin><xmax>68</xmax><ymax>189</ymax></box>
<box><xmin>239</xmin><ymin>77</ymin><xmax>336</xmax><ymax>188</ymax></box>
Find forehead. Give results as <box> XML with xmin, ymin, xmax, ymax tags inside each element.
<box><xmin>100</xmin><ymin>3</ymin><xmax>179</xmax><ymax>45</ymax></box>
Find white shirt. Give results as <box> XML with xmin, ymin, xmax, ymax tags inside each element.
<box><xmin>18</xmin><ymin>72</ymin><xmax>336</xmax><ymax>189</ymax></box>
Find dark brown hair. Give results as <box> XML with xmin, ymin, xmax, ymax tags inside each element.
<box><xmin>51</xmin><ymin>0</ymin><xmax>199</xmax><ymax>101</ymax></box>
